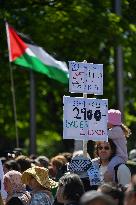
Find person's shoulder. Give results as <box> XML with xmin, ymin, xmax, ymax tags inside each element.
<box><xmin>32</xmin><ymin>191</ymin><xmax>50</xmax><ymax>200</ymax></box>
<box><xmin>116</xmin><ymin>163</ymin><xmax>131</xmax><ymax>186</ymax></box>
<box><xmin>108</xmin><ymin>126</ymin><xmax>122</xmax><ymax>135</ymax></box>
<box><xmin>91</xmin><ymin>157</ymin><xmax>100</xmax><ymax>163</ymax></box>
<box><xmin>112</xmin><ymin>126</ymin><xmax>122</xmax><ymax>132</ymax></box>
<box><xmin>112</xmin><ymin>126</ymin><xmax>124</xmax><ymax>137</ymax></box>
<box><xmin>118</xmin><ymin>163</ymin><xmax>130</xmax><ymax>171</ymax></box>
<box><xmin>117</xmin><ymin>163</ymin><xmax>131</xmax><ymax>178</ymax></box>
<box><xmin>31</xmin><ymin>191</ymin><xmax>51</xmax><ymax>205</ymax></box>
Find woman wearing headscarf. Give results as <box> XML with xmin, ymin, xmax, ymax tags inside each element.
<box><xmin>4</xmin><ymin>170</ymin><xmax>31</xmax><ymax>205</ymax></box>
<box><xmin>22</xmin><ymin>166</ymin><xmax>58</xmax><ymax>205</ymax></box>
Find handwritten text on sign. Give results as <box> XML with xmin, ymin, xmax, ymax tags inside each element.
<box><xmin>63</xmin><ymin>96</ymin><xmax>108</xmax><ymax>141</ymax></box>
<box><xmin>69</xmin><ymin>61</ymin><xmax>103</xmax><ymax>94</ymax></box>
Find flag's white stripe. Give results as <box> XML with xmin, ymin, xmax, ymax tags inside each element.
<box><xmin>6</xmin><ymin>23</ymin><xmax>12</xmax><ymax>62</ymax></box>
<box><xmin>25</xmin><ymin>47</ymin><xmax>36</xmax><ymax>57</ymax></box>
<box><xmin>27</xmin><ymin>44</ymin><xmax>68</xmax><ymax>73</ymax></box>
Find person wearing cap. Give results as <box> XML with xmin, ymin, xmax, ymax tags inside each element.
<box><xmin>80</xmin><ymin>190</ymin><xmax>115</xmax><ymax>205</ymax></box>
<box><xmin>105</xmin><ymin>109</ymin><xmax>131</xmax><ymax>181</ymax></box>
<box><xmin>22</xmin><ymin>166</ymin><xmax>58</xmax><ymax>205</ymax></box>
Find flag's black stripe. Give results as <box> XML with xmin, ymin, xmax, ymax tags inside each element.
<box><xmin>17</xmin><ymin>31</ymin><xmax>36</xmax><ymax>46</ymax></box>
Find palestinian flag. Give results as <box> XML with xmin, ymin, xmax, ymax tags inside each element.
<box><xmin>6</xmin><ymin>23</ymin><xmax>69</xmax><ymax>84</ymax></box>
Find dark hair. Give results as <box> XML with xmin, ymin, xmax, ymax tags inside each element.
<box><xmin>59</xmin><ymin>173</ymin><xmax>85</xmax><ymax>202</ymax></box>
<box><xmin>94</xmin><ymin>139</ymin><xmax>116</xmax><ymax>160</ymax></box>
<box><xmin>60</xmin><ymin>152</ymin><xmax>72</xmax><ymax>163</ymax></box>
<box><xmin>80</xmin><ymin>191</ymin><xmax>115</xmax><ymax>205</ymax></box>
<box><xmin>51</xmin><ymin>155</ymin><xmax>67</xmax><ymax>169</ymax></box>
<box><xmin>15</xmin><ymin>155</ymin><xmax>31</xmax><ymax>172</ymax></box>
<box><xmin>35</xmin><ymin>156</ymin><xmax>49</xmax><ymax>168</ymax></box>
<box><xmin>6</xmin><ymin>197</ymin><xmax>23</xmax><ymax>205</ymax></box>
<box><xmin>98</xmin><ymin>183</ymin><xmax>124</xmax><ymax>205</ymax></box>
<box><xmin>4</xmin><ymin>160</ymin><xmax>20</xmax><ymax>171</ymax></box>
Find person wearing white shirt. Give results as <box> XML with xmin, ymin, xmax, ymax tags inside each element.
<box><xmin>93</xmin><ymin>139</ymin><xmax>131</xmax><ymax>187</ymax></box>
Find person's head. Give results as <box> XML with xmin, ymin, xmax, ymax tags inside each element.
<box><xmin>29</xmin><ymin>154</ymin><xmax>37</xmax><ymax>161</ymax></box>
<box><xmin>49</xmin><ymin>155</ymin><xmax>67</xmax><ymax>178</ymax></box>
<box><xmin>97</xmin><ymin>183</ymin><xmax>124</xmax><ymax>205</ymax></box>
<box><xmin>57</xmin><ymin>173</ymin><xmax>85</xmax><ymax>204</ymax></box>
<box><xmin>108</xmin><ymin>109</ymin><xmax>131</xmax><ymax>137</ymax></box>
<box><xmin>3</xmin><ymin>159</ymin><xmax>20</xmax><ymax>173</ymax></box>
<box><xmin>94</xmin><ymin>139</ymin><xmax>116</xmax><ymax>163</ymax></box>
<box><xmin>80</xmin><ymin>190</ymin><xmax>115</xmax><ymax>205</ymax></box>
<box><xmin>108</xmin><ymin>109</ymin><xmax>122</xmax><ymax>128</ymax></box>
<box><xmin>35</xmin><ymin>155</ymin><xmax>49</xmax><ymax>168</ymax></box>
<box><xmin>22</xmin><ymin>166</ymin><xmax>58</xmax><ymax>191</ymax></box>
<box><xmin>72</xmin><ymin>150</ymin><xmax>90</xmax><ymax>159</ymax></box>
<box><xmin>68</xmin><ymin>155</ymin><xmax>92</xmax><ymax>179</ymax></box>
<box><xmin>129</xmin><ymin>149</ymin><xmax>136</xmax><ymax>161</ymax></box>
<box><xmin>6</xmin><ymin>197</ymin><xmax>24</xmax><ymax>205</ymax></box>
<box><xmin>4</xmin><ymin>170</ymin><xmax>25</xmax><ymax>195</ymax></box>
<box><xmin>0</xmin><ymin>157</ymin><xmax>7</xmax><ymax>165</ymax></box>
<box><xmin>60</xmin><ymin>152</ymin><xmax>72</xmax><ymax>163</ymax></box>
<box><xmin>15</xmin><ymin>155</ymin><xmax>32</xmax><ymax>173</ymax></box>
<box><xmin>13</xmin><ymin>148</ymin><xmax>23</xmax><ymax>157</ymax></box>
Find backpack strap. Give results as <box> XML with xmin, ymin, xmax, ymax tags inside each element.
<box><xmin>114</xmin><ymin>163</ymin><xmax>123</xmax><ymax>183</ymax></box>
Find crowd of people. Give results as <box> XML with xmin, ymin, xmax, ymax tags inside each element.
<box><xmin>0</xmin><ymin>109</ymin><xmax>136</xmax><ymax>205</ymax></box>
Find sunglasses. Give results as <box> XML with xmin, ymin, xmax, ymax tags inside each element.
<box><xmin>98</xmin><ymin>146</ymin><xmax>110</xmax><ymax>151</ymax></box>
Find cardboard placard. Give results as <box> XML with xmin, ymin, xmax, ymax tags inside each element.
<box><xmin>63</xmin><ymin>96</ymin><xmax>108</xmax><ymax>141</ymax></box>
<box><xmin>69</xmin><ymin>61</ymin><xmax>103</xmax><ymax>95</ymax></box>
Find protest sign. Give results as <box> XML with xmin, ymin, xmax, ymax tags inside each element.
<box><xmin>69</xmin><ymin>61</ymin><xmax>103</xmax><ymax>94</ymax></box>
<box><xmin>63</xmin><ymin>96</ymin><xmax>108</xmax><ymax>141</ymax></box>
<box><xmin>87</xmin><ymin>165</ymin><xmax>101</xmax><ymax>186</ymax></box>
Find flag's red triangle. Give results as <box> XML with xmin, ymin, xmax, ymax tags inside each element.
<box><xmin>7</xmin><ymin>24</ymin><xmax>28</xmax><ymax>61</ymax></box>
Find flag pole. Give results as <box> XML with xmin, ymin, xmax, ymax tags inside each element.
<box><xmin>6</xmin><ymin>22</ymin><xmax>19</xmax><ymax>148</ymax></box>
<box><xmin>83</xmin><ymin>60</ymin><xmax>88</xmax><ymax>157</ymax></box>
<box><xmin>30</xmin><ymin>70</ymin><xmax>36</xmax><ymax>155</ymax></box>
<box><xmin>83</xmin><ymin>93</ymin><xmax>88</xmax><ymax>157</ymax></box>
<box><xmin>9</xmin><ymin>63</ymin><xmax>19</xmax><ymax>148</ymax></box>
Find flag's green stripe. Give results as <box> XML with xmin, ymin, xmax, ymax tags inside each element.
<box><xmin>14</xmin><ymin>53</ymin><xmax>68</xmax><ymax>84</ymax></box>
